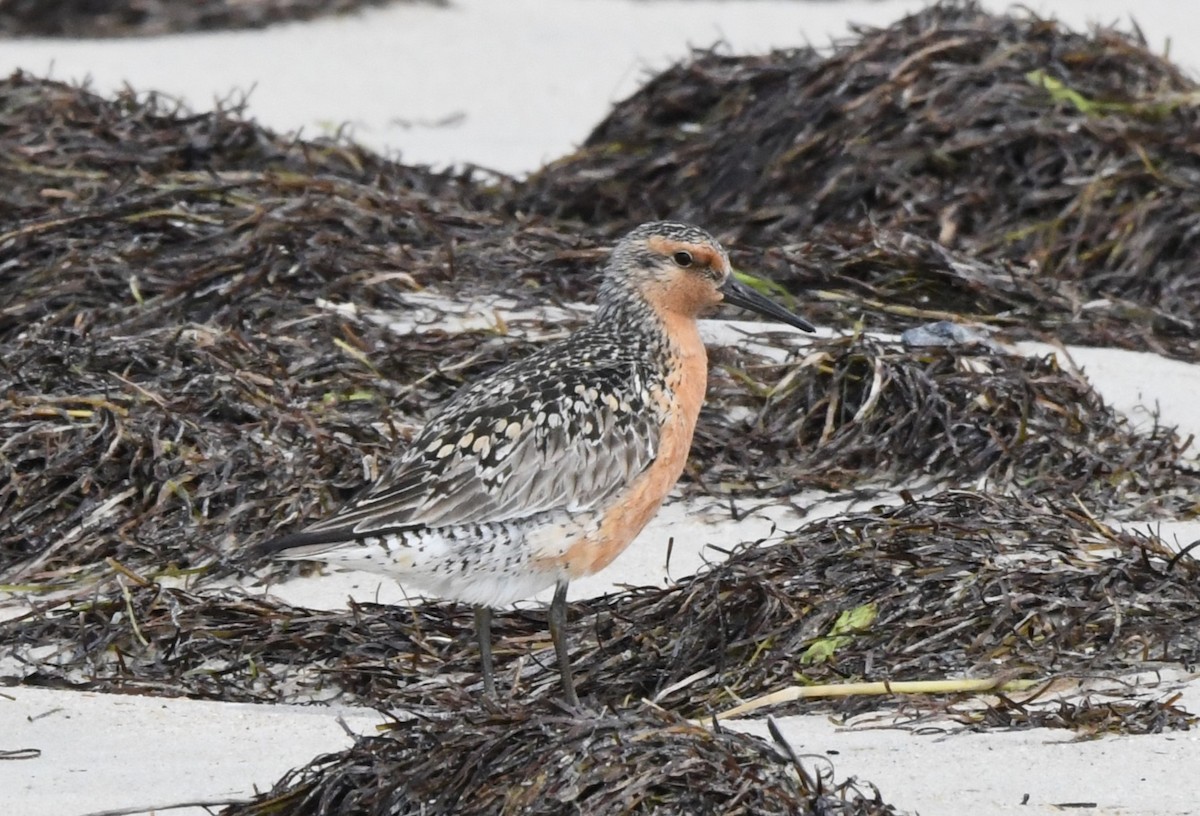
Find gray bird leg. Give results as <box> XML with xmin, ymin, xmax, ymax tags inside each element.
<box><xmin>549</xmin><ymin>580</ymin><xmax>579</xmax><ymax>707</ymax></box>
<box><xmin>474</xmin><ymin>605</ymin><xmax>496</xmax><ymax>698</ymax></box>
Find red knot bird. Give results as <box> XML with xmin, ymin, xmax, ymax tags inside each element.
<box><xmin>258</xmin><ymin>221</ymin><xmax>814</xmax><ymax>705</ymax></box>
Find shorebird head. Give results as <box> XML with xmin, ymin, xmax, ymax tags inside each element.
<box><xmin>605</xmin><ymin>221</ymin><xmax>815</xmax><ymax>332</ymax></box>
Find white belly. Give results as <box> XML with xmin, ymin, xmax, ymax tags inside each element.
<box><xmin>277</xmin><ymin>510</ymin><xmax>601</xmax><ymax>607</ymax></box>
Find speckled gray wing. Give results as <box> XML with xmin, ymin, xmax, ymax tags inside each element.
<box><xmin>268</xmin><ymin>358</ymin><xmax>664</xmax><ymax>549</ymax></box>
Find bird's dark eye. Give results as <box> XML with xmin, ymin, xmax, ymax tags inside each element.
<box><xmin>672</xmin><ymin>250</ymin><xmax>693</xmax><ymax>268</ymax></box>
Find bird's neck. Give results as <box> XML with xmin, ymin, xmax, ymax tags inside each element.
<box><xmin>654</xmin><ymin>306</ymin><xmax>708</xmax><ymax>428</ymax></box>
<box><xmin>594</xmin><ymin>285</ymin><xmax>704</xmax><ymax>362</ymax></box>
<box><xmin>594</xmin><ymin>283</ymin><xmax>709</xmax><ymax>427</ymax></box>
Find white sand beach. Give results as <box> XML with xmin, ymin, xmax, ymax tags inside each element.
<box><xmin>3</xmin><ymin>1</ymin><xmax>1199</xmax><ymax>815</ymax></box>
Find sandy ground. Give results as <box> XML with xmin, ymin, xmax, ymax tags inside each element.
<box><xmin>4</xmin><ymin>1</ymin><xmax>1200</xmax><ymax>815</ymax></box>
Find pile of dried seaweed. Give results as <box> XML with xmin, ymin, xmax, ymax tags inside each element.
<box><xmin>699</xmin><ymin>335</ymin><xmax>1194</xmax><ymax>513</ymax></box>
<box><xmin>7</xmin><ymin>492</ymin><xmax>1198</xmax><ymax>733</ymax></box>
<box><xmin>606</xmin><ymin>491</ymin><xmax>1199</xmax><ymax>717</ymax></box>
<box><xmin>0</xmin><ymin>315</ymin><xmax>549</xmax><ymax>585</ymax></box>
<box><xmin>521</xmin><ymin>1</ymin><xmax>1200</xmax><ymax>358</ymax></box>
<box><xmin>221</xmin><ymin>703</ymin><xmax>895</xmax><ymax>816</ymax></box>
<box><xmin>736</xmin><ymin>228</ymin><xmax>1198</xmax><ymax>354</ymax></box>
<box><xmin>962</xmin><ymin>693</ymin><xmax>1197</xmax><ymax>737</ymax></box>
<box><xmin>0</xmin><ymin>0</ymin><xmax>431</xmax><ymax>38</ymax></box>
<box><xmin>0</xmin><ymin>70</ymin><xmax>565</xmax><ymax>321</ymax></box>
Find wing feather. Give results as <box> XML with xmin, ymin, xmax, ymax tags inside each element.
<box><xmin>289</xmin><ymin>359</ymin><xmax>663</xmax><ymax>541</ymax></box>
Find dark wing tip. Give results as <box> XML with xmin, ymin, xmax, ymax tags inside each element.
<box><xmin>247</xmin><ymin>527</ymin><xmax>358</xmax><ymax>562</ymax></box>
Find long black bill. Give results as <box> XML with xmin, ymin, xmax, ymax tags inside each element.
<box><xmin>720</xmin><ymin>275</ymin><xmax>816</xmax><ymax>333</ymax></box>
